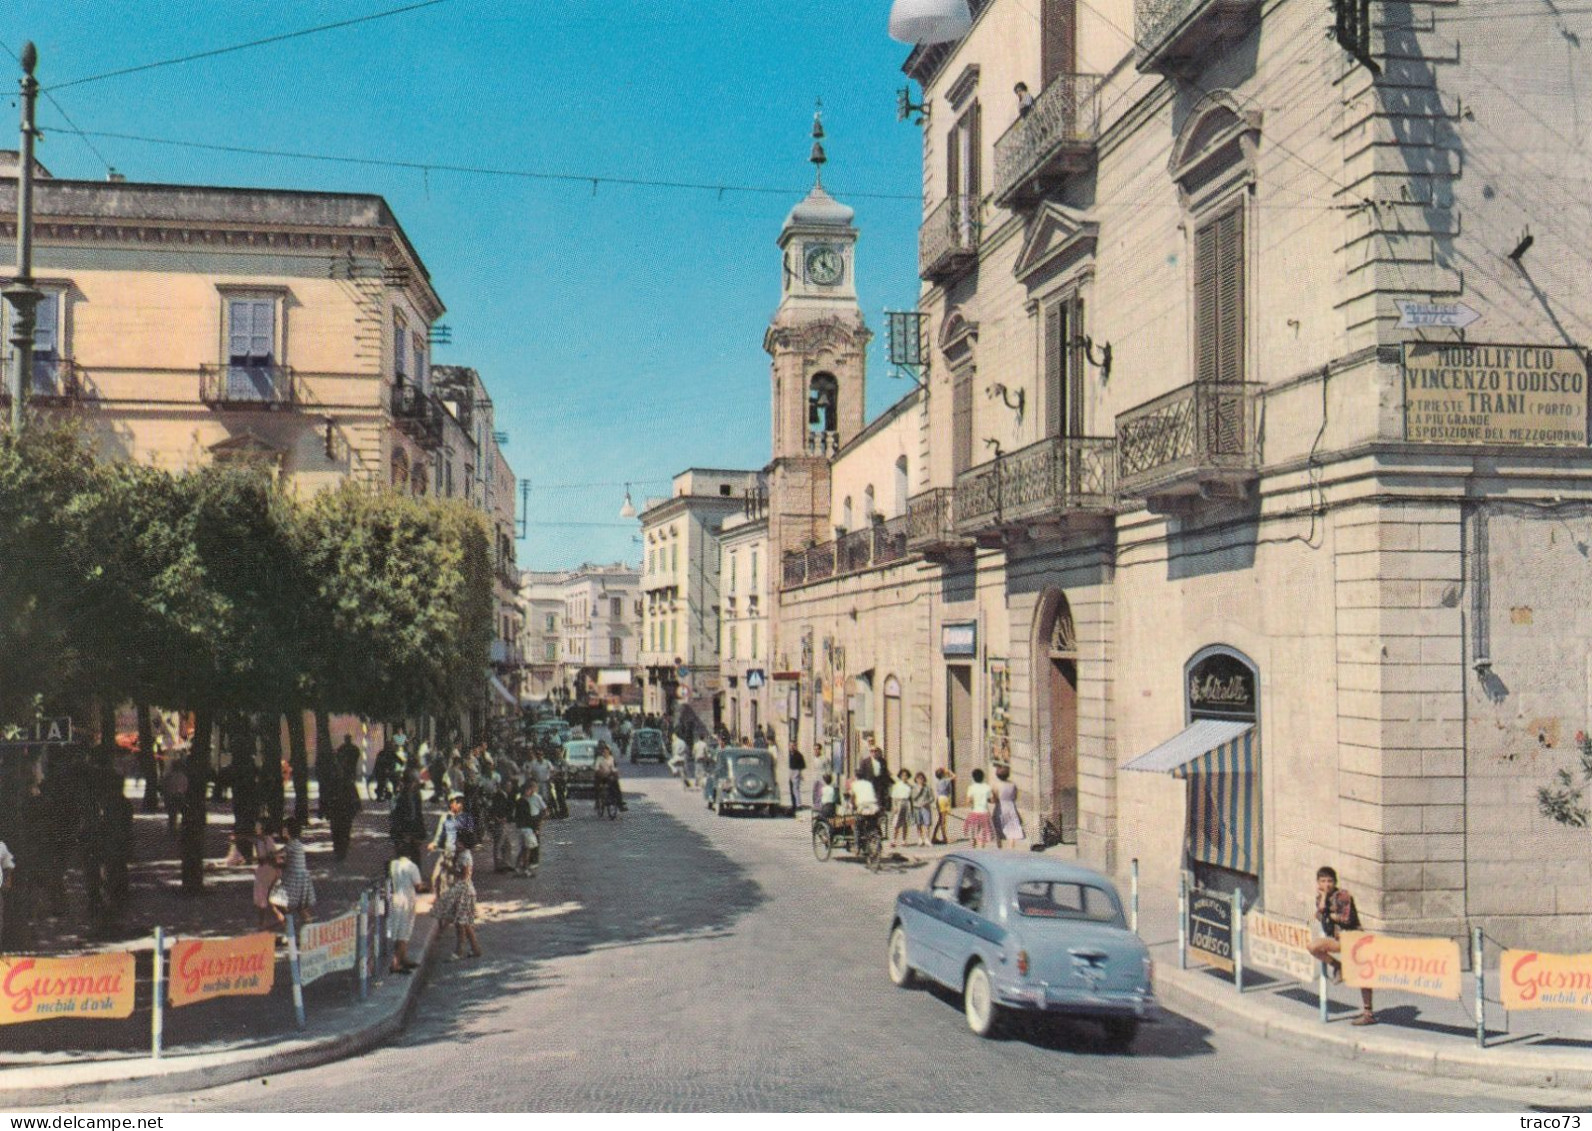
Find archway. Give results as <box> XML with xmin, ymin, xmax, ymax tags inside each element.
<box><xmin>1034</xmin><ymin>589</ymin><xmax>1078</xmax><ymax>844</ymax></box>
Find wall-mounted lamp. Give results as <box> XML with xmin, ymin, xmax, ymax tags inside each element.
<box><xmin>896</xmin><ymin>86</ymin><xmax>926</xmax><ymax>125</ymax></box>
<box><xmin>984</xmin><ymin>437</ymin><xmax>1005</xmax><ymax>460</ymax></box>
<box><xmin>322</xmin><ymin>415</ymin><xmax>340</xmax><ymax>462</ymax></box>
<box><xmin>1073</xmin><ymin>335</ymin><xmax>1114</xmax><ymax>382</ymax></box>
<box><xmin>986</xmin><ymin>382</ymin><xmax>1025</xmax><ymax>421</ymax></box>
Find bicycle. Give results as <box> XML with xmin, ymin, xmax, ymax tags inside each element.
<box><xmin>594</xmin><ymin>776</ymin><xmax>622</xmax><ymax>820</ymax></box>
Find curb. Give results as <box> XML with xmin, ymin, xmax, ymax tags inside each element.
<box><xmin>1</xmin><ymin>913</ymin><xmax>444</xmax><ymax>1108</ymax></box>
<box><xmin>1153</xmin><ymin>965</ymin><xmax>1592</xmax><ymax>1091</ymax></box>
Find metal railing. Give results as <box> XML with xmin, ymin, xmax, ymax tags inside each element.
<box><xmin>0</xmin><ymin>356</ymin><xmax>81</xmax><ymax>402</ymax></box>
<box><xmin>906</xmin><ymin>488</ymin><xmax>958</xmax><ymax>552</ymax></box>
<box><xmin>782</xmin><ymin>515</ymin><xmax>910</xmax><ymax>589</ymax></box>
<box><xmin>200</xmin><ymin>363</ymin><xmax>295</xmax><ymax>409</ymax></box>
<box><xmin>1115</xmin><ymin>381</ymin><xmax>1262</xmax><ymax>495</ymax></box>
<box><xmin>1135</xmin><ymin>0</ymin><xmax>1258</xmax><ymax>70</ymax></box>
<box><xmin>919</xmin><ymin>193</ymin><xmax>981</xmax><ymax>281</ymax></box>
<box><xmin>993</xmin><ymin>73</ymin><xmax>1102</xmax><ymax>207</ymax></box>
<box><xmin>391</xmin><ymin>384</ymin><xmax>445</xmax><ymax>449</ymax></box>
<box><xmin>954</xmin><ymin>435</ymin><xmax>1116</xmax><ymax>536</ymax></box>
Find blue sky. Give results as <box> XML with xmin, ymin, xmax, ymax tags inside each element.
<box><xmin>8</xmin><ymin>1</ymin><xmax>926</xmax><ymax>569</ymax></box>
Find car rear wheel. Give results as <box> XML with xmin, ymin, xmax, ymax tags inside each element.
<box><xmin>964</xmin><ymin>963</ymin><xmax>1001</xmax><ymax>1038</ymax></box>
<box><xmin>812</xmin><ymin>822</ymin><xmax>833</xmax><ymax>861</ymax></box>
<box><xmin>1101</xmin><ymin>1018</ymin><xmax>1138</xmax><ymax>1050</ymax></box>
<box><xmin>887</xmin><ymin>925</ymin><xmax>916</xmax><ymax>988</ymax></box>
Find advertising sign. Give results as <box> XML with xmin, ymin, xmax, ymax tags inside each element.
<box><xmin>1243</xmin><ymin>911</ymin><xmax>1318</xmax><ymax>984</ymax></box>
<box><xmin>0</xmin><ymin>952</ymin><xmax>135</xmax><ymax>1024</ymax></box>
<box><xmin>1186</xmin><ymin>652</ymin><xmax>1257</xmax><ymax>720</ymax></box>
<box><xmin>941</xmin><ymin>622</ymin><xmax>977</xmax><ymax>657</ymax></box>
<box><xmin>1500</xmin><ymin>949</ymin><xmax>1592</xmax><ymax>1011</ymax></box>
<box><xmin>1187</xmin><ymin>887</ymin><xmax>1235</xmax><ymax>972</ymax></box>
<box><xmin>169</xmin><ymin>933</ymin><xmax>277</xmax><ymax>1008</ymax></box>
<box><xmin>299</xmin><ymin>911</ymin><xmax>359</xmax><ymax>987</ymax></box>
<box><xmin>1403</xmin><ymin>342</ymin><xmax>1588</xmax><ymax>447</ymax></box>
<box><xmin>1396</xmin><ymin>300</ymin><xmax>1480</xmax><ymax>330</ymax></box>
<box><xmin>1339</xmin><ymin>931</ymin><xmax>1461</xmax><ymax>999</ymax></box>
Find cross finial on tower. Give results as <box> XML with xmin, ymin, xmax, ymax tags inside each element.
<box><xmin>810</xmin><ymin>99</ymin><xmax>826</xmax><ymax>186</ymax></box>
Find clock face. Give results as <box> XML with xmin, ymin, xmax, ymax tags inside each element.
<box><xmin>805</xmin><ymin>244</ymin><xmax>844</xmax><ymax>286</ymax></box>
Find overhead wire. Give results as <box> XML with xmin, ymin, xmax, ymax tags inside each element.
<box><xmin>0</xmin><ymin>35</ymin><xmax>113</xmax><ymax>174</ymax></box>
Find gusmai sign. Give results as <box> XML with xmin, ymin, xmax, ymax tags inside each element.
<box><xmin>1500</xmin><ymin>949</ymin><xmax>1592</xmax><ymax>1012</ymax></box>
<box><xmin>1403</xmin><ymin>343</ymin><xmax>1588</xmax><ymax>447</ymax></box>
<box><xmin>169</xmin><ymin>932</ymin><xmax>277</xmax><ymax>1008</ymax></box>
<box><xmin>0</xmin><ymin>952</ymin><xmax>136</xmax><ymax>1024</ymax></box>
<box><xmin>1339</xmin><ymin>931</ymin><xmax>1461</xmax><ymax>999</ymax></box>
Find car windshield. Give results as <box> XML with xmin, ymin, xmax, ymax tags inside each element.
<box><xmin>637</xmin><ymin>732</ymin><xmax>663</xmax><ymax>751</ymax></box>
<box><xmin>563</xmin><ymin>742</ymin><xmax>598</xmax><ymax>766</ymax></box>
<box><xmin>1014</xmin><ymin>880</ymin><xmax>1123</xmax><ymax>924</ymax></box>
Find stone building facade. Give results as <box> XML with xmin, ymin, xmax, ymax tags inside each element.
<box><xmin>756</xmin><ymin>0</ymin><xmax>1592</xmax><ymax>947</ymax></box>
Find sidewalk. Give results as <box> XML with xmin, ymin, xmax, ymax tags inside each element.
<box><xmin>0</xmin><ymin>791</ymin><xmax>450</xmax><ymax>1107</ymax></box>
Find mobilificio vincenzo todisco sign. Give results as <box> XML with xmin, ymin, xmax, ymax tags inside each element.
<box><xmin>1403</xmin><ymin>342</ymin><xmax>1589</xmax><ymax>447</ymax></box>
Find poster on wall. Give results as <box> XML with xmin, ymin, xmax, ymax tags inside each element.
<box><xmin>1402</xmin><ymin>342</ymin><xmax>1588</xmax><ymax>447</ymax></box>
<box><xmin>988</xmin><ymin>660</ymin><xmax>1011</xmax><ymax>761</ymax></box>
<box><xmin>0</xmin><ymin>952</ymin><xmax>136</xmax><ymax>1024</ymax></box>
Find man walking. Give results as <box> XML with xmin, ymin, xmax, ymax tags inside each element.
<box><xmin>325</xmin><ymin>734</ymin><xmax>363</xmax><ymax>861</ymax></box>
<box><xmin>513</xmin><ymin>780</ymin><xmax>547</xmax><ymax>875</ymax></box>
<box><xmin>787</xmin><ymin>744</ymin><xmax>806</xmax><ymax>814</ymax></box>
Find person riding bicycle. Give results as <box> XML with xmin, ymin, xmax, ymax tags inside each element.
<box><xmin>593</xmin><ymin>742</ymin><xmax>627</xmax><ymax>814</ymax></box>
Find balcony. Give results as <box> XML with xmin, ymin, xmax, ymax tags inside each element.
<box><xmin>954</xmin><ymin>435</ymin><xmax>1116</xmax><ymax>546</ymax></box>
<box><xmin>391</xmin><ymin>383</ymin><xmax>445</xmax><ymax>450</ymax></box>
<box><xmin>906</xmin><ymin>487</ymin><xmax>972</xmax><ymax>560</ymax></box>
<box><xmin>1136</xmin><ymin>0</ymin><xmax>1261</xmax><ymax>74</ymax></box>
<box><xmin>993</xmin><ymin>74</ymin><xmax>1103</xmax><ymax>210</ymax></box>
<box><xmin>919</xmin><ymin>194</ymin><xmax>981</xmax><ymax>283</ymax></box>
<box><xmin>0</xmin><ymin>356</ymin><xmax>82</xmax><ymax>405</ymax></box>
<box><xmin>1115</xmin><ymin>381</ymin><xmax>1262</xmax><ymax>510</ymax></box>
<box><xmin>490</xmin><ymin>640</ymin><xmax>524</xmax><ymax>667</ymax></box>
<box><xmin>782</xmin><ymin>515</ymin><xmax>909</xmax><ymax>589</ymax></box>
<box><xmin>200</xmin><ymin>363</ymin><xmax>295</xmax><ymax>410</ymax></box>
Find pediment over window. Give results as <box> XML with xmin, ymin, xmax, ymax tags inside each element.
<box><xmin>938</xmin><ymin>307</ymin><xmax>979</xmax><ymax>363</ymax></box>
<box><xmin>209</xmin><ymin>429</ymin><xmax>283</xmax><ymax>466</ymax></box>
<box><xmin>1169</xmin><ymin>92</ymin><xmax>1262</xmax><ymax>208</ymax></box>
<box><xmin>1013</xmin><ymin>202</ymin><xmax>1099</xmax><ymax>287</ymax></box>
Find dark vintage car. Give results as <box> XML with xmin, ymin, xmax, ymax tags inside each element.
<box><xmin>560</xmin><ymin>738</ymin><xmax>600</xmax><ymax>795</ymax></box>
<box><xmin>888</xmin><ymin>853</ymin><xmax>1156</xmax><ymax>1046</ymax></box>
<box><xmin>706</xmin><ymin>746</ymin><xmax>781</xmax><ymax>816</ymax></box>
<box><xmin>628</xmin><ymin>728</ymin><xmax>667</xmax><ymax>764</ymax></box>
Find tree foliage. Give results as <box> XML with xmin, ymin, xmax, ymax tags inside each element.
<box><xmin>1538</xmin><ymin>729</ymin><xmax>1592</xmax><ymax>829</ymax></box>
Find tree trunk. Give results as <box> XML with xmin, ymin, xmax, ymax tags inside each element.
<box><xmin>261</xmin><ymin>713</ymin><xmax>286</xmax><ymax>830</ymax></box>
<box><xmin>314</xmin><ymin>709</ymin><xmax>334</xmax><ymax>820</ymax></box>
<box><xmin>181</xmin><ymin>706</ymin><xmax>214</xmax><ymax>894</ymax></box>
<box><xmin>136</xmin><ymin>704</ymin><xmax>159</xmax><ymax>812</ymax></box>
<box><xmin>287</xmin><ymin>710</ymin><xmax>310</xmax><ymax>825</ymax></box>
<box><xmin>230</xmin><ymin>713</ymin><xmax>258</xmax><ymax>861</ymax></box>
<box><xmin>97</xmin><ymin>699</ymin><xmax>118</xmax><ymax>768</ymax></box>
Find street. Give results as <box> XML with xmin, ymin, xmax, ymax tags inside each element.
<box><xmin>114</xmin><ymin>768</ymin><xmax>1577</xmax><ymax>1113</ymax></box>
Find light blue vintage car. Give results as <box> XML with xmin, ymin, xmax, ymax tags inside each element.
<box><xmin>888</xmin><ymin>852</ymin><xmax>1156</xmax><ymax>1046</ymax></box>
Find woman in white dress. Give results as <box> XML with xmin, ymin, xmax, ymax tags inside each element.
<box><xmin>387</xmin><ymin>848</ymin><xmax>423</xmax><ymax>973</ymax></box>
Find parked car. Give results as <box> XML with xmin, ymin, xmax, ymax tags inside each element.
<box><xmin>707</xmin><ymin>746</ymin><xmax>782</xmax><ymax>816</ymax></box>
<box><xmin>887</xmin><ymin>852</ymin><xmax>1156</xmax><ymax>1046</ymax></box>
<box><xmin>628</xmin><ymin>728</ymin><xmax>667</xmax><ymax>764</ymax></box>
<box><xmin>561</xmin><ymin>739</ymin><xmax>600</xmax><ymax>795</ymax></box>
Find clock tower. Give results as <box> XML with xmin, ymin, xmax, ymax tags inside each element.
<box><xmin>763</xmin><ymin>110</ymin><xmax>871</xmax><ymax>573</ymax></box>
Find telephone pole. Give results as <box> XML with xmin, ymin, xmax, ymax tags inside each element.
<box><xmin>4</xmin><ymin>42</ymin><xmax>42</xmax><ymax>434</ymax></box>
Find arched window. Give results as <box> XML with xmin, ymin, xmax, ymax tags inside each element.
<box><xmin>809</xmin><ymin>373</ymin><xmax>838</xmax><ymax>436</ymax></box>
<box><xmin>894</xmin><ymin>455</ymin><xmax>909</xmax><ymax>515</ymax></box>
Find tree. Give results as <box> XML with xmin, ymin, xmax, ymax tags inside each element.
<box><xmin>1539</xmin><ymin>729</ymin><xmax>1592</xmax><ymax>828</ymax></box>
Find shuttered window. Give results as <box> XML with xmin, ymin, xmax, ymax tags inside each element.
<box><xmin>1041</xmin><ymin>0</ymin><xmax>1077</xmax><ymax>87</ymax></box>
<box><xmin>1193</xmin><ymin>205</ymin><xmax>1244</xmax><ymax>386</ymax></box>
<box><xmin>228</xmin><ymin>299</ymin><xmax>274</xmax><ymax>366</ymax></box>
<box><xmin>1043</xmin><ymin>296</ymin><xmax>1084</xmax><ymax>438</ymax></box>
<box><xmin>952</xmin><ymin>366</ymin><xmax>974</xmax><ymax>475</ymax></box>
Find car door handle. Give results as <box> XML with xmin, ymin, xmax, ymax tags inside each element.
<box><xmin>1069</xmin><ymin>948</ymin><xmax>1108</xmax><ymax>963</ymax></box>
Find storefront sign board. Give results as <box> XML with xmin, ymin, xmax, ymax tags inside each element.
<box><xmin>1403</xmin><ymin>342</ymin><xmax>1588</xmax><ymax>447</ymax></box>
<box><xmin>1188</xmin><ymin>888</ymin><xmax>1235</xmax><ymax>972</ymax></box>
<box><xmin>1339</xmin><ymin>931</ymin><xmax>1461</xmax><ymax>999</ymax></box>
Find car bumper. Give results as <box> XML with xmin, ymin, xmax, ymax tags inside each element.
<box><xmin>995</xmin><ymin>980</ymin><xmax>1158</xmax><ymax>1021</ymax></box>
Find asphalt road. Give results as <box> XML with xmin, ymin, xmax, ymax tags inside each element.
<box><xmin>127</xmin><ymin>768</ymin><xmax>1585</xmax><ymax>1112</ymax></box>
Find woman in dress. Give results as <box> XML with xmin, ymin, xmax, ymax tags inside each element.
<box><xmin>436</xmin><ymin>847</ymin><xmax>483</xmax><ymax>960</ymax></box>
<box><xmin>251</xmin><ymin>818</ymin><xmax>283</xmax><ymax>932</ymax></box>
<box><xmin>993</xmin><ymin>763</ymin><xmax>1025</xmax><ymax>849</ymax></box>
<box><xmin>387</xmin><ymin>847</ymin><xmax>423</xmax><ymax>974</ymax></box>
<box><xmin>910</xmin><ymin>771</ymin><xmax>934</xmax><ymax>848</ymax></box>
<box><xmin>964</xmin><ymin>768</ymin><xmax>994</xmax><ymax>848</ymax></box>
<box><xmin>279</xmin><ymin>819</ymin><xmax>316</xmax><ymax>926</ymax></box>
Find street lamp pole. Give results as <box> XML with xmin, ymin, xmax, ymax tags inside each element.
<box><xmin>4</xmin><ymin>43</ymin><xmax>42</xmax><ymax>435</ymax></box>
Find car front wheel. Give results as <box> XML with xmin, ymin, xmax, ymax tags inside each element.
<box><xmin>887</xmin><ymin>925</ymin><xmax>916</xmax><ymax>988</ymax></box>
<box><xmin>964</xmin><ymin>962</ymin><xmax>1001</xmax><ymax>1038</ymax></box>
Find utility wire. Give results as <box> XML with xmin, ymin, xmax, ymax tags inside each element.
<box><xmin>44</xmin><ymin>125</ymin><xmax>924</xmax><ymax>203</ymax></box>
<box><xmin>45</xmin><ymin>0</ymin><xmax>453</xmax><ymax>92</ymax></box>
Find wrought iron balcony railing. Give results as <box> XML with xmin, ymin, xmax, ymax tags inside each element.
<box><xmin>906</xmin><ymin>487</ymin><xmax>971</xmax><ymax>557</ymax></box>
<box><xmin>919</xmin><ymin>193</ymin><xmax>981</xmax><ymax>283</ymax></box>
<box><xmin>1135</xmin><ymin>0</ymin><xmax>1261</xmax><ymax>74</ymax></box>
<box><xmin>781</xmin><ymin>515</ymin><xmax>911</xmax><ymax>589</ymax></box>
<box><xmin>954</xmin><ymin>435</ymin><xmax>1116</xmax><ymax>542</ymax></box>
<box><xmin>0</xmin><ymin>356</ymin><xmax>82</xmax><ymax>403</ymax></box>
<box><xmin>200</xmin><ymin>363</ymin><xmax>295</xmax><ymax>409</ymax></box>
<box><xmin>1115</xmin><ymin>381</ymin><xmax>1262</xmax><ymax>503</ymax></box>
<box><xmin>391</xmin><ymin>383</ymin><xmax>445</xmax><ymax>450</ymax></box>
<box><xmin>993</xmin><ymin>74</ymin><xmax>1103</xmax><ymax>209</ymax></box>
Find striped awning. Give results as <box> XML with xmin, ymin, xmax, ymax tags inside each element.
<box><xmin>1122</xmin><ymin>718</ymin><xmax>1254</xmax><ymax>774</ymax></box>
<box><xmin>488</xmin><ymin>674</ymin><xmax>518</xmax><ymax>709</ymax></box>
<box><xmin>1125</xmin><ymin>720</ymin><xmax>1259</xmax><ymax>876</ymax></box>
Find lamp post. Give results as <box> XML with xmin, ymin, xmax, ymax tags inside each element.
<box><xmin>4</xmin><ymin>43</ymin><xmax>42</xmax><ymax>435</ymax></box>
